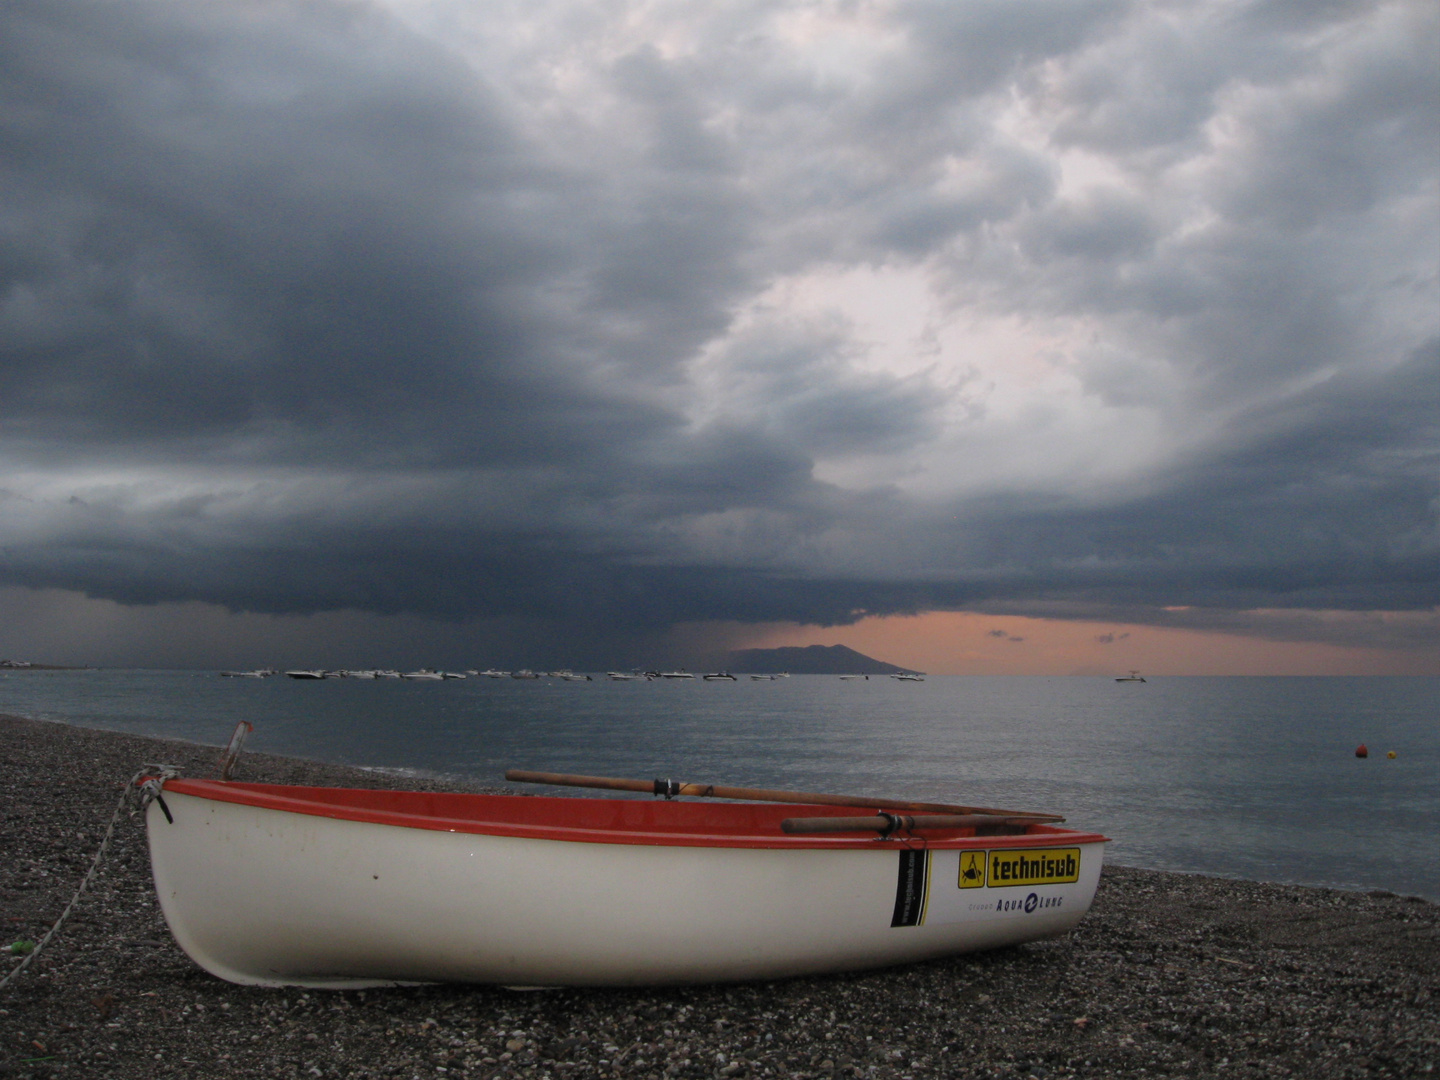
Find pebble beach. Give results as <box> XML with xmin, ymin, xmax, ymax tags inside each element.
<box><xmin>1</xmin><ymin>712</ymin><xmax>1436</xmax><ymax>1080</ymax></box>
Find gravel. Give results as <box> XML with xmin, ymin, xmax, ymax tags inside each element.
<box><xmin>1</xmin><ymin>711</ymin><xmax>1436</xmax><ymax>1080</ymax></box>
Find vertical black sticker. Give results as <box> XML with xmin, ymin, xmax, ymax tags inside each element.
<box><xmin>891</xmin><ymin>848</ymin><xmax>929</xmax><ymax>927</ymax></box>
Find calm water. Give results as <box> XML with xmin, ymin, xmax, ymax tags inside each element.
<box><xmin>2</xmin><ymin>670</ymin><xmax>1436</xmax><ymax>899</ymax></box>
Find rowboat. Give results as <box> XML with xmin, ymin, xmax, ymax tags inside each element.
<box><xmin>141</xmin><ymin>770</ymin><xmax>1107</xmax><ymax>989</ymax></box>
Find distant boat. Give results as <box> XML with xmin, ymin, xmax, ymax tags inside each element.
<box><xmin>607</xmin><ymin>672</ymin><xmax>646</xmax><ymax>681</ymax></box>
<box><xmin>402</xmin><ymin>670</ymin><xmax>445</xmax><ymax>681</ymax></box>
<box><xmin>749</xmin><ymin>674</ymin><xmax>777</xmax><ymax>680</ymax></box>
<box><xmin>1115</xmin><ymin>671</ymin><xmax>1147</xmax><ymax>683</ymax></box>
<box><xmin>659</xmin><ymin>671</ymin><xmax>695</xmax><ymax>679</ymax></box>
<box><xmin>440</xmin><ymin>671</ymin><xmax>468</xmax><ymax>680</ymax></box>
<box><xmin>510</xmin><ymin>669</ymin><xmax>541</xmax><ymax>680</ymax></box>
<box><xmin>285</xmin><ymin>670</ymin><xmax>327</xmax><ymax>680</ymax></box>
<box><xmin>341</xmin><ymin>670</ymin><xmax>377</xmax><ymax>679</ymax></box>
<box><xmin>220</xmin><ymin>669</ymin><xmax>274</xmax><ymax>678</ymax></box>
<box><xmin>374</xmin><ymin>670</ymin><xmax>402</xmax><ymax>679</ymax></box>
<box><xmin>479</xmin><ymin>670</ymin><xmax>509</xmax><ymax>678</ymax></box>
<box><xmin>702</xmin><ymin>672</ymin><xmax>736</xmax><ymax>681</ymax></box>
<box><xmin>553</xmin><ymin>671</ymin><xmax>591</xmax><ymax>681</ymax></box>
<box><xmin>839</xmin><ymin>674</ymin><xmax>868</xmax><ymax>681</ymax></box>
<box><xmin>889</xmin><ymin>673</ymin><xmax>924</xmax><ymax>682</ymax></box>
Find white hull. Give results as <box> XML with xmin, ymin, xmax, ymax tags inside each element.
<box><xmin>146</xmin><ymin>785</ymin><xmax>1105</xmax><ymax>989</ymax></box>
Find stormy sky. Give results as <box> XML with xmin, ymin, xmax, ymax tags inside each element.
<box><xmin>1</xmin><ymin>0</ymin><xmax>1436</xmax><ymax>669</ymax></box>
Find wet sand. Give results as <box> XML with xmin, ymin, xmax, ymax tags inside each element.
<box><xmin>1</xmin><ymin>712</ymin><xmax>1435</xmax><ymax>1079</ymax></box>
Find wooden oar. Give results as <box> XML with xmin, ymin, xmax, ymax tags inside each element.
<box><xmin>503</xmin><ymin>769</ymin><xmax>1064</xmax><ymax>822</ymax></box>
<box><xmin>781</xmin><ymin>813</ymin><xmax>1035</xmax><ymax>835</ymax></box>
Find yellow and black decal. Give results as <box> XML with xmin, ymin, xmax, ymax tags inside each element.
<box><xmin>957</xmin><ymin>850</ymin><xmax>986</xmax><ymax>888</ymax></box>
<box><xmin>987</xmin><ymin>847</ymin><xmax>1081</xmax><ymax>887</ymax></box>
<box><xmin>891</xmin><ymin>849</ymin><xmax>930</xmax><ymax>926</ymax></box>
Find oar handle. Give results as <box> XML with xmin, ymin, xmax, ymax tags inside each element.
<box><xmin>781</xmin><ymin>813</ymin><xmax>1036</xmax><ymax>834</ymax></box>
<box><xmin>503</xmin><ymin>769</ymin><xmax>1064</xmax><ymax>822</ymax></box>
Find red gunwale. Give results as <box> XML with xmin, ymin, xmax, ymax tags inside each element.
<box><xmin>160</xmin><ymin>779</ymin><xmax>1109</xmax><ymax>851</ymax></box>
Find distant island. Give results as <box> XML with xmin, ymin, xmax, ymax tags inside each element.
<box><xmin>724</xmin><ymin>644</ymin><xmax>922</xmax><ymax>675</ymax></box>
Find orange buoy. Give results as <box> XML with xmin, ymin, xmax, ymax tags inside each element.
<box><xmin>1355</xmin><ymin>744</ymin><xmax>1368</xmax><ymax>758</ymax></box>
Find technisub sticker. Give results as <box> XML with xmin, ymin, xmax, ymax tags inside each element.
<box><xmin>987</xmin><ymin>848</ymin><xmax>1081</xmax><ymax>888</ymax></box>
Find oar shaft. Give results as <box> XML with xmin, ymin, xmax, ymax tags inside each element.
<box><xmin>503</xmin><ymin>769</ymin><xmax>1063</xmax><ymax>822</ymax></box>
<box><xmin>781</xmin><ymin>814</ymin><xmax>1036</xmax><ymax>834</ymax></box>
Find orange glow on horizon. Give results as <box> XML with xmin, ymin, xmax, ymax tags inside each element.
<box><xmin>740</xmin><ymin>611</ymin><xmax>1440</xmax><ymax>676</ymax></box>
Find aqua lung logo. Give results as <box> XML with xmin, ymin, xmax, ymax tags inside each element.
<box><xmin>997</xmin><ymin>892</ymin><xmax>1066</xmax><ymax>914</ymax></box>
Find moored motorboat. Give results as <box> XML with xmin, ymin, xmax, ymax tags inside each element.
<box><xmin>1115</xmin><ymin>670</ymin><xmax>1147</xmax><ymax>683</ymax></box>
<box><xmin>285</xmin><ymin>670</ymin><xmax>327</xmax><ymax>680</ymax></box>
<box><xmin>139</xmin><ymin>769</ymin><xmax>1107</xmax><ymax>989</ymax></box>
<box><xmin>702</xmin><ymin>672</ymin><xmax>737</xmax><ymax>681</ymax></box>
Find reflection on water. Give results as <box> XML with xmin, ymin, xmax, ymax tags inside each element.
<box><xmin>2</xmin><ymin>670</ymin><xmax>1436</xmax><ymax>898</ymax></box>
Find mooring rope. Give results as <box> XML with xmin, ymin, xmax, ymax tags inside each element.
<box><xmin>0</xmin><ymin>765</ymin><xmax>179</xmax><ymax>992</ymax></box>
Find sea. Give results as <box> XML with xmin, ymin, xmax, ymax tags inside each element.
<box><xmin>2</xmin><ymin>669</ymin><xmax>1436</xmax><ymax>900</ymax></box>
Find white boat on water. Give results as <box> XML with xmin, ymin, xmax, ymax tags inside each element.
<box><xmin>285</xmin><ymin>670</ymin><xmax>327</xmax><ymax>680</ymax></box>
<box><xmin>607</xmin><ymin>672</ymin><xmax>646</xmax><ymax>681</ymax></box>
<box><xmin>1115</xmin><ymin>671</ymin><xmax>1147</xmax><ymax>683</ymax></box>
<box><xmin>479</xmin><ymin>669</ymin><xmax>510</xmax><ymax>678</ymax></box>
<box><xmin>510</xmin><ymin>669</ymin><xmax>541</xmax><ymax>679</ymax></box>
<box><xmin>402</xmin><ymin>670</ymin><xmax>445</xmax><ymax>680</ymax></box>
<box><xmin>702</xmin><ymin>672</ymin><xmax>736</xmax><ymax>681</ymax></box>
<box><xmin>749</xmin><ymin>674</ymin><xmax>777</xmax><ymax>680</ymax></box>
<box><xmin>890</xmin><ymin>673</ymin><xmax>925</xmax><ymax>682</ymax></box>
<box><xmin>139</xmin><ymin>769</ymin><xmax>1106</xmax><ymax>989</ymax></box>
<box><xmin>659</xmin><ymin>670</ymin><xmax>695</xmax><ymax>679</ymax></box>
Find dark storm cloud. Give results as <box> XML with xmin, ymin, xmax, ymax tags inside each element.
<box><xmin>0</xmin><ymin>0</ymin><xmax>740</xmax><ymax>470</ymax></box>
<box><xmin>0</xmin><ymin>0</ymin><xmax>1435</xmax><ymax>662</ymax></box>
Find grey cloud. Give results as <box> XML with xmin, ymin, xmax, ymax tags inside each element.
<box><xmin>955</xmin><ymin>341</ymin><xmax>1440</xmax><ymax>611</ymax></box>
<box><xmin>0</xmin><ymin>0</ymin><xmax>1435</xmax><ymax>664</ymax></box>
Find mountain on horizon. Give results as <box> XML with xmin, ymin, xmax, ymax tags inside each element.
<box><xmin>725</xmin><ymin>644</ymin><xmax>922</xmax><ymax>675</ymax></box>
